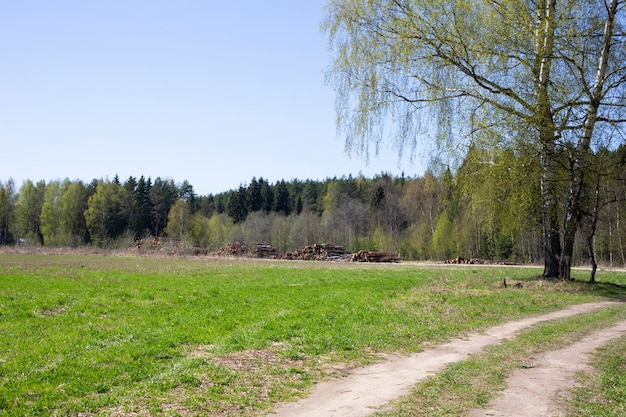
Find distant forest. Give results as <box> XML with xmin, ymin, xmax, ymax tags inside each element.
<box><xmin>1</xmin><ymin>145</ymin><xmax>625</xmax><ymax>265</ymax></box>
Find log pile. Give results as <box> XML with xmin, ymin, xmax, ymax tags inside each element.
<box><xmin>134</xmin><ymin>237</ymin><xmax>210</xmax><ymax>256</ymax></box>
<box><xmin>254</xmin><ymin>243</ymin><xmax>278</xmax><ymax>259</ymax></box>
<box><xmin>444</xmin><ymin>256</ymin><xmax>486</xmax><ymax>264</ymax></box>
<box><xmin>351</xmin><ymin>250</ymin><xmax>399</xmax><ymax>263</ymax></box>
<box><xmin>218</xmin><ymin>242</ymin><xmax>277</xmax><ymax>259</ymax></box>
<box><xmin>283</xmin><ymin>243</ymin><xmax>351</xmax><ymax>261</ymax></box>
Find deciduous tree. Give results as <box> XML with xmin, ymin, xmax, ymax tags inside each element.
<box><xmin>15</xmin><ymin>180</ymin><xmax>45</xmax><ymax>245</ymax></box>
<box><xmin>0</xmin><ymin>179</ymin><xmax>16</xmax><ymax>245</ymax></box>
<box><xmin>165</xmin><ymin>199</ymin><xmax>192</xmax><ymax>240</ymax></box>
<box><xmin>84</xmin><ymin>180</ymin><xmax>124</xmax><ymax>245</ymax></box>
<box><xmin>324</xmin><ymin>0</ymin><xmax>625</xmax><ymax>278</ymax></box>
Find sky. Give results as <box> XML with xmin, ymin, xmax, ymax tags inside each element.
<box><xmin>1</xmin><ymin>1</ymin><xmax>427</xmax><ymax>195</ymax></box>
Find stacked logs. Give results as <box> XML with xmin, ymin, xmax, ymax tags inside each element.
<box><xmin>351</xmin><ymin>250</ymin><xmax>399</xmax><ymax>263</ymax></box>
<box><xmin>218</xmin><ymin>242</ymin><xmax>278</xmax><ymax>259</ymax></box>
<box><xmin>444</xmin><ymin>256</ymin><xmax>486</xmax><ymax>264</ymax></box>
<box><xmin>254</xmin><ymin>243</ymin><xmax>278</xmax><ymax>259</ymax></box>
<box><xmin>283</xmin><ymin>244</ymin><xmax>400</xmax><ymax>263</ymax></box>
<box><xmin>283</xmin><ymin>243</ymin><xmax>351</xmax><ymax>261</ymax></box>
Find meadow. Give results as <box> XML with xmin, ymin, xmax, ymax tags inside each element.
<box><xmin>1</xmin><ymin>254</ymin><xmax>625</xmax><ymax>416</ymax></box>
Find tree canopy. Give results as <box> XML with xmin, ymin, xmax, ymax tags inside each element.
<box><xmin>323</xmin><ymin>0</ymin><xmax>626</xmax><ymax>278</ymax></box>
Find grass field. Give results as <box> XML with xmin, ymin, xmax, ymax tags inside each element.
<box><xmin>1</xmin><ymin>254</ymin><xmax>625</xmax><ymax>416</ymax></box>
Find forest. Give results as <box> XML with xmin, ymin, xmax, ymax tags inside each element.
<box><xmin>1</xmin><ymin>143</ymin><xmax>625</xmax><ymax>267</ymax></box>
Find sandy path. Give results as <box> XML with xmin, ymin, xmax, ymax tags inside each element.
<box><xmin>467</xmin><ymin>319</ymin><xmax>626</xmax><ymax>417</ymax></box>
<box><xmin>269</xmin><ymin>301</ymin><xmax>621</xmax><ymax>417</ymax></box>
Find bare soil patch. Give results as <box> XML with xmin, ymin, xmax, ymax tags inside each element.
<box><xmin>269</xmin><ymin>301</ymin><xmax>622</xmax><ymax>417</ymax></box>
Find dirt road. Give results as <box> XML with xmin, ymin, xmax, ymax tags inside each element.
<box><xmin>270</xmin><ymin>301</ymin><xmax>624</xmax><ymax>417</ymax></box>
<box><xmin>467</xmin><ymin>319</ymin><xmax>626</xmax><ymax>417</ymax></box>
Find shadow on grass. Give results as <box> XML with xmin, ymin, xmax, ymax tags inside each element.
<box><xmin>529</xmin><ymin>274</ymin><xmax>626</xmax><ymax>300</ymax></box>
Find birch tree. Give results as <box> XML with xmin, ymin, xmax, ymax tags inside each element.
<box><xmin>324</xmin><ymin>0</ymin><xmax>626</xmax><ymax>278</ymax></box>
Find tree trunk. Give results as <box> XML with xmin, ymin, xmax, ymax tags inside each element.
<box><xmin>561</xmin><ymin>167</ymin><xmax>583</xmax><ymax>281</ymax></box>
<box><xmin>588</xmin><ymin>176</ymin><xmax>601</xmax><ymax>283</ymax></box>
<box><xmin>535</xmin><ymin>0</ymin><xmax>560</xmax><ymax>278</ymax></box>
<box><xmin>587</xmin><ymin>232</ymin><xmax>598</xmax><ymax>283</ymax></box>
<box><xmin>541</xmin><ymin>148</ymin><xmax>561</xmax><ymax>278</ymax></box>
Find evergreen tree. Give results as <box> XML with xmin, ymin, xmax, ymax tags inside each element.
<box><xmin>248</xmin><ymin>177</ymin><xmax>264</xmax><ymax>212</ymax></box>
<box><xmin>302</xmin><ymin>179</ymin><xmax>320</xmax><ymax>214</ymax></box>
<box><xmin>150</xmin><ymin>178</ymin><xmax>178</xmax><ymax>236</ymax></box>
<box><xmin>261</xmin><ymin>180</ymin><xmax>274</xmax><ymax>213</ymax></box>
<box><xmin>179</xmin><ymin>180</ymin><xmax>197</xmax><ymax>213</ymax></box>
<box><xmin>295</xmin><ymin>196</ymin><xmax>303</xmax><ymax>215</ymax></box>
<box><xmin>273</xmin><ymin>180</ymin><xmax>291</xmax><ymax>216</ymax></box>
<box><xmin>122</xmin><ymin>176</ymin><xmax>138</xmax><ymax>235</ymax></box>
<box><xmin>135</xmin><ymin>176</ymin><xmax>152</xmax><ymax>237</ymax></box>
<box><xmin>226</xmin><ymin>185</ymin><xmax>250</xmax><ymax>223</ymax></box>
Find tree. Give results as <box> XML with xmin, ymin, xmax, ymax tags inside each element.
<box><xmin>15</xmin><ymin>180</ymin><xmax>46</xmax><ymax>245</ymax></box>
<box><xmin>40</xmin><ymin>179</ymin><xmax>90</xmax><ymax>246</ymax></box>
<box><xmin>122</xmin><ymin>176</ymin><xmax>139</xmax><ymax>234</ymax></box>
<box><xmin>324</xmin><ymin>0</ymin><xmax>626</xmax><ymax>278</ymax></box>
<box><xmin>226</xmin><ymin>185</ymin><xmax>250</xmax><ymax>223</ymax></box>
<box><xmin>322</xmin><ymin>179</ymin><xmax>342</xmax><ymax>212</ymax></box>
<box><xmin>40</xmin><ymin>180</ymin><xmax>63</xmax><ymax>246</ymax></box>
<box><xmin>135</xmin><ymin>176</ymin><xmax>152</xmax><ymax>237</ymax></box>
<box><xmin>84</xmin><ymin>180</ymin><xmax>125</xmax><ymax>245</ymax></box>
<box><xmin>60</xmin><ymin>180</ymin><xmax>89</xmax><ymax>246</ymax></box>
<box><xmin>261</xmin><ymin>180</ymin><xmax>274</xmax><ymax>213</ymax></box>
<box><xmin>455</xmin><ymin>142</ymin><xmax>543</xmax><ymax>261</ymax></box>
<box><xmin>150</xmin><ymin>177</ymin><xmax>178</xmax><ymax>236</ymax></box>
<box><xmin>248</xmin><ymin>177</ymin><xmax>264</xmax><ymax>212</ymax></box>
<box><xmin>302</xmin><ymin>179</ymin><xmax>322</xmax><ymax>214</ymax></box>
<box><xmin>273</xmin><ymin>180</ymin><xmax>291</xmax><ymax>216</ymax></box>
<box><xmin>206</xmin><ymin>212</ymin><xmax>233</xmax><ymax>249</ymax></box>
<box><xmin>0</xmin><ymin>179</ymin><xmax>16</xmax><ymax>245</ymax></box>
<box><xmin>165</xmin><ymin>199</ymin><xmax>192</xmax><ymax>240</ymax></box>
<box><xmin>557</xmin><ymin>0</ymin><xmax>623</xmax><ymax>279</ymax></box>
<box><xmin>178</xmin><ymin>180</ymin><xmax>197</xmax><ymax>213</ymax></box>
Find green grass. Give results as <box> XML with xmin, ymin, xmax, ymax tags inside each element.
<box><xmin>0</xmin><ymin>254</ymin><xmax>624</xmax><ymax>416</ymax></box>
<box><xmin>567</xmin><ymin>334</ymin><xmax>626</xmax><ymax>416</ymax></box>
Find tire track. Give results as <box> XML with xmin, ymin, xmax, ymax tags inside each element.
<box><xmin>269</xmin><ymin>301</ymin><xmax>620</xmax><ymax>417</ymax></box>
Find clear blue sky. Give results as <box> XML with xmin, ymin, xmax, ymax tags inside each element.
<box><xmin>1</xmin><ymin>1</ymin><xmax>425</xmax><ymax>195</ymax></box>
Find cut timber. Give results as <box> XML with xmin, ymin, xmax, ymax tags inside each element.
<box><xmin>283</xmin><ymin>245</ymin><xmax>400</xmax><ymax>263</ymax></box>
<box><xmin>218</xmin><ymin>242</ymin><xmax>277</xmax><ymax>259</ymax></box>
<box><xmin>444</xmin><ymin>256</ymin><xmax>518</xmax><ymax>266</ymax></box>
<box><xmin>444</xmin><ymin>256</ymin><xmax>486</xmax><ymax>265</ymax></box>
<box><xmin>283</xmin><ymin>244</ymin><xmax>351</xmax><ymax>261</ymax></box>
<box><xmin>351</xmin><ymin>250</ymin><xmax>399</xmax><ymax>263</ymax></box>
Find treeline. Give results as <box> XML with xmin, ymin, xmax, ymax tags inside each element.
<box><xmin>1</xmin><ymin>146</ymin><xmax>625</xmax><ymax>265</ymax></box>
